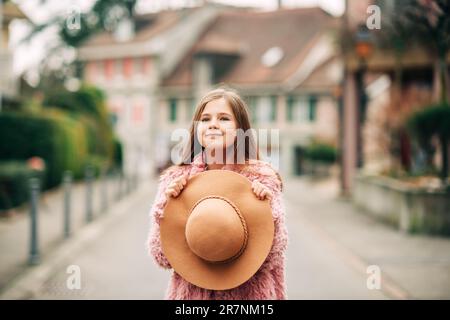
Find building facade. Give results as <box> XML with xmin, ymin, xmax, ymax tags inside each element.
<box><xmin>158</xmin><ymin>8</ymin><xmax>341</xmax><ymax>177</ymax></box>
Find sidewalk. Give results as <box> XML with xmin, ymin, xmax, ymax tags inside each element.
<box><xmin>284</xmin><ymin>177</ymin><xmax>450</xmax><ymax>299</ymax></box>
<box><xmin>0</xmin><ymin>173</ymin><xmax>130</xmax><ymax>292</ymax></box>
<box><xmin>0</xmin><ymin>178</ymin><xmax>160</xmax><ymax>299</ymax></box>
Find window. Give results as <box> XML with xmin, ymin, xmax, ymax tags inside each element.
<box><xmin>86</xmin><ymin>62</ymin><xmax>97</xmax><ymax>82</ymax></box>
<box><xmin>287</xmin><ymin>95</ymin><xmax>294</xmax><ymax>122</ymax></box>
<box><xmin>115</xmin><ymin>59</ymin><xmax>123</xmax><ymax>80</ymax></box>
<box><xmin>104</xmin><ymin>59</ymin><xmax>114</xmax><ymax>80</ymax></box>
<box><xmin>187</xmin><ymin>98</ymin><xmax>196</xmax><ymax>121</ymax></box>
<box><xmin>270</xmin><ymin>95</ymin><xmax>277</xmax><ymax>122</ymax></box>
<box><xmin>308</xmin><ymin>96</ymin><xmax>317</xmax><ymax>122</ymax></box>
<box><xmin>247</xmin><ymin>96</ymin><xmax>258</xmax><ymax>124</ymax></box>
<box><xmin>287</xmin><ymin>95</ymin><xmax>309</xmax><ymax>123</ymax></box>
<box><xmin>169</xmin><ymin>98</ymin><xmax>177</xmax><ymax>123</ymax></box>
<box><xmin>133</xmin><ymin>102</ymin><xmax>144</xmax><ymax>125</ymax></box>
<box><xmin>143</xmin><ymin>58</ymin><xmax>151</xmax><ymax>75</ymax></box>
<box><xmin>256</xmin><ymin>96</ymin><xmax>273</xmax><ymax>123</ymax></box>
<box><xmin>123</xmin><ymin>58</ymin><xmax>133</xmax><ymax>79</ymax></box>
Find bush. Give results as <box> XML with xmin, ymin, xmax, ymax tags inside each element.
<box><xmin>407</xmin><ymin>103</ymin><xmax>450</xmax><ymax>143</ymax></box>
<box><xmin>407</xmin><ymin>103</ymin><xmax>450</xmax><ymax>179</ymax></box>
<box><xmin>0</xmin><ymin>111</ymin><xmax>89</xmax><ymax>189</ymax></box>
<box><xmin>113</xmin><ymin>137</ymin><xmax>123</xmax><ymax>172</ymax></box>
<box><xmin>43</xmin><ymin>109</ymin><xmax>90</xmax><ymax>181</ymax></box>
<box><xmin>304</xmin><ymin>142</ymin><xmax>337</xmax><ymax>164</ymax></box>
<box><xmin>43</xmin><ymin>84</ymin><xmax>114</xmax><ymax>161</ymax></box>
<box><xmin>0</xmin><ymin>161</ymin><xmax>45</xmax><ymax>210</ymax></box>
<box><xmin>0</xmin><ymin>112</ymin><xmax>58</xmax><ymax>188</ymax></box>
<box><xmin>84</xmin><ymin>155</ymin><xmax>110</xmax><ymax>177</ymax></box>
<box><xmin>0</xmin><ymin>83</ymin><xmax>117</xmax><ymax>189</ymax></box>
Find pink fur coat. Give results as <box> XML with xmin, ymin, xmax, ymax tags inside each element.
<box><xmin>146</xmin><ymin>153</ymin><xmax>288</xmax><ymax>300</ymax></box>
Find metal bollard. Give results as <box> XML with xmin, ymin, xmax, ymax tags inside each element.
<box><xmin>117</xmin><ymin>169</ymin><xmax>123</xmax><ymax>200</ymax></box>
<box><xmin>101</xmin><ymin>169</ymin><xmax>108</xmax><ymax>212</ymax></box>
<box><xmin>126</xmin><ymin>174</ymin><xmax>131</xmax><ymax>195</ymax></box>
<box><xmin>85</xmin><ymin>165</ymin><xmax>94</xmax><ymax>223</ymax></box>
<box><xmin>63</xmin><ymin>171</ymin><xmax>72</xmax><ymax>239</ymax></box>
<box><xmin>29</xmin><ymin>177</ymin><xmax>40</xmax><ymax>265</ymax></box>
<box><xmin>135</xmin><ymin>172</ymin><xmax>139</xmax><ymax>190</ymax></box>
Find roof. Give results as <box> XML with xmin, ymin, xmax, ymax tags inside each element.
<box><xmin>81</xmin><ymin>9</ymin><xmax>193</xmax><ymax>47</ymax></box>
<box><xmin>298</xmin><ymin>55</ymin><xmax>342</xmax><ymax>91</ymax></box>
<box><xmin>162</xmin><ymin>7</ymin><xmax>337</xmax><ymax>87</ymax></box>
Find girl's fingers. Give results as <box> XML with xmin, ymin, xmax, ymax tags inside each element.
<box><xmin>165</xmin><ymin>188</ymin><xmax>174</xmax><ymax>197</ymax></box>
<box><xmin>251</xmin><ymin>181</ymin><xmax>273</xmax><ymax>200</ymax></box>
<box><xmin>166</xmin><ymin>187</ymin><xmax>180</xmax><ymax>198</ymax></box>
<box><xmin>179</xmin><ymin>173</ymin><xmax>188</xmax><ymax>185</ymax></box>
<box><xmin>252</xmin><ymin>182</ymin><xmax>264</xmax><ymax>200</ymax></box>
<box><xmin>257</xmin><ymin>187</ymin><xmax>263</xmax><ymax>199</ymax></box>
<box><xmin>167</xmin><ymin>177</ymin><xmax>188</xmax><ymax>198</ymax></box>
<box><xmin>256</xmin><ymin>186</ymin><xmax>263</xmax><ymax>199</ymax></box>
<box><xmin>262</xmin><ymin>189</ymin><xmax>272</xmax><ymax>200</ymax></box>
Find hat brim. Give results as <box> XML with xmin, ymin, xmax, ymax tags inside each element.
<box><xmin>160</xmin><ymin>169</ymin><xmax>274</xmax><ymax>290</ymax></box>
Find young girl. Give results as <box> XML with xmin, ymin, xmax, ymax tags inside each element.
<box><xmin>147</xmin><ymin>88</ymin><xmax>288</xmax><ymax>300</ymax></box>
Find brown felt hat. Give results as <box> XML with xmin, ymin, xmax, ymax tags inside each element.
<box><xmin>160</xmin><ymin>169</ymin><xmax>274</xmax><ymax>290</ymax></box>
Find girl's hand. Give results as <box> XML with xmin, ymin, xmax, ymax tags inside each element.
<box><xmin>251</xmin><ymin>180</ymin><xmax>273</xmax><ymax>200</ymax></box>
<box><xmin>165</xmin><ymin>173</ymin><xmax>188</xmax><ymax>198</ymax></box>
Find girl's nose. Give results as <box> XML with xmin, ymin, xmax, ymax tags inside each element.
<box><xmin>208</xmin><ymin>117</ymin><xmax>219</xmax><ymax>128</ymax></box>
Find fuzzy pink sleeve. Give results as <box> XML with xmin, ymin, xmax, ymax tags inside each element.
<box><xmin>268</xmin><ymin>190</ymin><xmax>288</xmax><ymax>300</ymax></box>
<box><xmin>146</xmin><ymin>167</ymin><xmax>179</xmax><ymax>269</ymax></box>
<box><xmin>250</xmin><ymin>162</ymin><xmax>289</xmax><ymax>300</ymax></box>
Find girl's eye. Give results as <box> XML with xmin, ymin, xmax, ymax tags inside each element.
<box><xmin>220</xmin><ymin>117</ymin><xmax>230</xmax><ymax>121</ymax></box>
<box><xmin>200</xmin><ymin>118</ymin><xmax>209</xmax><ymax>122</ymax></box>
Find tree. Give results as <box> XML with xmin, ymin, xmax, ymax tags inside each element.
<box><xmin>380</xmin><ymin>0</ymin><xmax>450</xmax><ymax>180</ymax></box>
<box><xmin>402</xmin><ymin>0</ymin><xmax>450</xmax><ymax>179</ymax></box>
<box><xmin>22</xmin><ymin>0</ymin><xmax>137</xmax><ymax>47</ymax></box>
<box><xmin>400</xmin><ymin>0</ymin><xmax>450</xmax><ymax>103</ymax></box>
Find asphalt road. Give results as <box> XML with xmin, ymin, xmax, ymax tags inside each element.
<box><xmin>34</xmin><ymin>178</ymin><xmax>389</xmax><ymax>299</ymax></box>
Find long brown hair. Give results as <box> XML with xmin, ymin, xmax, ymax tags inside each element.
<box><xmin>180</xmin><ymin>87</ymin><xmax>260</xmax><ymax>166</ymax></box>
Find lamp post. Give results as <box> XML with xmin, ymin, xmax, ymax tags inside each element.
<box><xmin>354</xmin><ymin>24</ymin><xmax>373</xmax><ymax>169</ymax></box>
<box><xmin>0</xmin><ymin>0</ymin><xmax>4</xmax><ymax>113</ymax></box>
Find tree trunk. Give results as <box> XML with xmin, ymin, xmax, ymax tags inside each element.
<box><xmin>440</xmin><ymin>134</ymin><xmax>449</xmax><ymax>181</ymax></box>
<box><xmin>400</xmin><ymin>128</ymin><xmax>411</xmax><ymax>171</ymax></box>
<box><xmin>438</xmin><ymin>52</ymin><xmax>448</xmax><ymax>104</ymax></box>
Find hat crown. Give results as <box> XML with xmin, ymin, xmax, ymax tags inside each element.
<box><xmin>185</xmin><ymin>196</ymin><xmax>247</xmax><ymax>263</ymax></box>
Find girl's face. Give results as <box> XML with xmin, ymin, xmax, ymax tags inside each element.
<box><xmin>197</xmin><ymin>98</ymin><xmax>238</xmax><ymax>151</ymax></box>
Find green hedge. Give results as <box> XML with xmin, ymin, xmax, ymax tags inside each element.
<box><xmin>407</xmin><ymin>103</ymin><xmax>450</xmax><ymax>142</ymax></box>
<box><xmin>304</xmin><ymin>142</ymin><xmax>337</xmax><ymax>164</ymax></box>
<box><xmin>0</xmin><ymin>111</ymin><xmax>89</xmax><ymax>188</ymax></box>
<box><xmin>113</xmin><ymin>137</ymin><xmax>123</xmax><ymax>172</ymax></box>
<box><xmin>84</xmin><ymin>155</ymin><xmax>110</xmax><ymax>177</ymax></box>
<box><xmin>43</xmin><ymin>109</ymin><xmax>90</xmax><ymax>181</ymax></box>
<box><xmin>0</xmin><ymin>161</ymin><xmax>45</xmax><ymax>210</ymax></box>
<box><xmin>43</xmin><ymin>85</ymin><xmax>114</xmax><ymax>160</ymax></box>
<box><xmin>407</xmin><ymin>103</ymin><xmax>450</xmax><ymax>179</ymax></box>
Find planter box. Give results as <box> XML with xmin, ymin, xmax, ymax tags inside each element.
<box><xmin>302</xmin><ymin>160</ymin><xmax>334</xmax><ymax>177</ymax></box>
<box><xmin>353</xmin><ymin>174</ymin><xmax>450</xmax><ymax>236</ymax></box>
